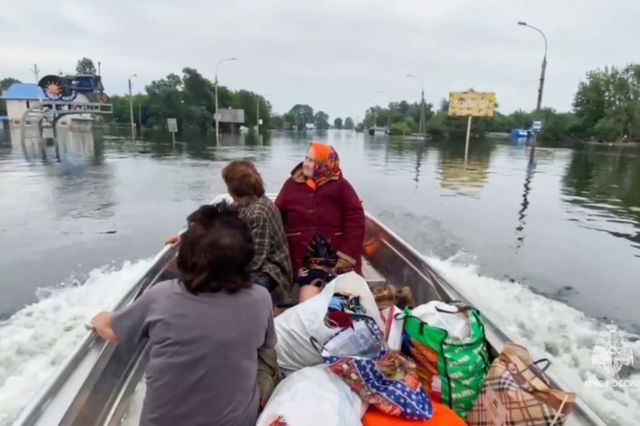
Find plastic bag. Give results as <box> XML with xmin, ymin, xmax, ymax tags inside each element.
<box><xmin>256</xmin><ymin>365</ymin><xmax>364</xmax><ymax>426</ymax></box>
<box><xmin>380</xmin><ymin>305</ymin><xmax>404</xmax><ymax>351</ymax></box>
<box><xmin>403</xmin><ymin>303</ymin><xmax>489</xmax><ymax>419</ymax></box>
<box><xmin>410</xmin><ymin>301</ymin><xmax>470</xmax><ymax>341</ymax></box>
<box><xmin>275</xmin><ymin>272</ymin><xmax>383</xmax><ymax>375</ymax></box>
<box><xmin>319</xmin><ymin>316</ymin><xmax>433</xmax><ymax>421</ymax></box>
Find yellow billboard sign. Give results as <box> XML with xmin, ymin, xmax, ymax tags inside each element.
<box><xmin>448</xmin><ymin>91</ymin><xmax>496</xmax><ymax>117</ymax></box>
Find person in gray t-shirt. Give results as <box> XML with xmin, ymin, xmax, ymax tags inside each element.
<box><xmin>91</xmin><ymin>204</ymin><xmax>276</xmax><ymax>426</ymax></box>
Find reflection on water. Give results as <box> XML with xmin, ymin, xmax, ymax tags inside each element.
<box><xmin>437</xmin><ymin>140</ymin><xmax>492</xmax><ymax>195</ymax></box>
<box><xmin>563</xmin><ymin>145</ymin><xmax>640</xmax><ymax>247</ymax></box>
<box><xmin>1</xmin><ymin>130</ymin><xmax>640</xmax><ymax>333</ymax></box>
<box><xmin>516</xmin><ymin>161</ymin><xmax>535</xmax><ymax>249</ymax></box>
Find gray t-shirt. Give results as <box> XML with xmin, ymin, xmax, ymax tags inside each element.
<box><xmin>111</xmin><ymin>279</ymin><xmax>276</xmax><ymax>426</ymax></box>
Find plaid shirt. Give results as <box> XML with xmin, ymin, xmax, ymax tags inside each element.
<box><xmin>235</xmin><ymin>196</ymin><xmax>293</xmax><ymax>299</ymax></box>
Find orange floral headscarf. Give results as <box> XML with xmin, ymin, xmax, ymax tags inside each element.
<box><xmin>306</xmin><ymin>142</ymin><xmax>341</xmax><ymax>190</ymax></box>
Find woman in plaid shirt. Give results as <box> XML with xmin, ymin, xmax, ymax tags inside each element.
<box><xmin>166</xmin><ymin>161</ymin><xmax>293</xmax><ymax>306</ymax></box>
<box><xmin>222</xmin><ymin>160</ymin><xmax>293</xmax><ymax>306</ymax></box>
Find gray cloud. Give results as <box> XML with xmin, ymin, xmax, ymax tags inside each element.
<box><xmin>1</xmin><ymin>0</ymin><xmax>638</xmax><ymax>120</ymax></box>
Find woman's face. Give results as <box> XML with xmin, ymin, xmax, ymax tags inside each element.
<box><xmin>302</xmin><ymin>147</ymin><xmax>315</xmax><ymax>178</ymax></box>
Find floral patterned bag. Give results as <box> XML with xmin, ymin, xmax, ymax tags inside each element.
<box><xmin>315</xmin><ymin>315</ymin><xmax>433</xmax><ymax>420</ymax></box>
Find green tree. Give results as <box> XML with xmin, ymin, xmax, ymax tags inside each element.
<box><xmin>1</xmin><ymin>77</ymin><xmax>21</xmax><ymax>115</ymax></box>
<box><xmin>271</xmin><ymin>114</ymin><xmax>283</xmax><ymax>129</ymax></box>
<box><xmin>76</xmin><ymin>57</ymin><xmax>97</xmax><ymax>74</ymax></box>
<box><xmin>145</xmin><ymin>73</ymin><xmax>185</xmax><ymax>128</ymax></box>
<box><xmin>334</xmin><ymin>117</ymin><xmax>343</xmax><ymax>129</ymax></box>
<box><xmin>1</xmin><ymin>77</ymin><xmax>20</xmax><ymax>91</ymax></box>
<box><xmin>389</xmin><ymin>122</ymin><xmax>412</xmax><ymax>136</ymax></box>
<box><xmin>289</xmin><ymin>104</ymin><xmax>314</xmax><ymax>129</ymax></box>
<box><xmin>314</xmin><ymin>111</ymin><xmax>329</xmax><ymax>130</ymax></box>
<box><xmin>573</xmin><ymin>64</ymin><xmax>640</xmax><ymax>140</ymax></box>
<box><xmin>282</xmin><ymin>112</ymin><xmax>296</xmax><ymax>129</ymax></box>
<box><xmin>232</xmin><ymin>90</ymin><xmax>271</xmax><ymax>131</ymax></box>
<box><xmin>425</xmin><ymin>111</ymin><xmax>446</xmax><ymax>139</ymax></box>
<box><xmin>344</xmin><ymin>117</ymin><xmax>355</xmax><ymax>130</ymax></box>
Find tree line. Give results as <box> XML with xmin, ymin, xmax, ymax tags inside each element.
<box><xmin>362</xmin><ymin>63</ymin><xmax>640</xmax><ymax>144</ymax></box>
<box><xmin>3</xmin><ymin>59</ymin><xmax>639</xmax><ymax>144</ymax></box>
<box><xmin>108</xmin><ymin>67</ymin><xmax>273</xmax><ymax>134</ymax></box>
<box><xmin>270</xmin><ymin>104</ymin><xmax>354</xmax><ymax>131</ymax></box>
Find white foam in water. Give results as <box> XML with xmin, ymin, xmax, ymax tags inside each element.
<box><xmin>426</xmin><ymin>253</ymin><xmax>640</xmax><ymax>426</ymax></box>
<box><xmin>0</xmin><ymin>259</ymin><xmax>152</xmax><ymax>426</ymax></box>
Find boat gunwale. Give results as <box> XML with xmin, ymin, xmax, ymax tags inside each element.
<box><xmin>12</xmin><ymin>198</ymin><xmax>608</xmax><ymax>426</ymax></box>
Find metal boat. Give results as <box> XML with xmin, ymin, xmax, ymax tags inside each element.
<box><xmin>12</xmin><ymin>208</ymin><xmax>608</xmax><ymax>426</ymax></box>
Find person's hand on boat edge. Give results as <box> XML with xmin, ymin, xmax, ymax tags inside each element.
<box><xmin>165</xmin><ymin>234</ymin><xmax>180</xmax><ymax>246</ymax></box>
<box><xmin>90</xmin><ymin>311</ymin><xmax>118</xmax><ymax>343</ymax></box>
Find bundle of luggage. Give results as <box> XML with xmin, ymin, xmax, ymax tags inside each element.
<box><xmin>257</xmin><ymin>272</ymin><xmax>576</xmax><ymax>426</ymax></box>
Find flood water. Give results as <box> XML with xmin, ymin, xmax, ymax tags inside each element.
<box><xmin>0</xmin><ymin>127</ymin><xmax>639</xmax><ymax>424</ymax></box>
<box><xmin>2</xmin><ymin>128</ymin><xmax>639</xmax><ymax>330</ymax></box>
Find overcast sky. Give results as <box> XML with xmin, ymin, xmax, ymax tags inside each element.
<box><xmin>1</xmin><ymin>0</ymin><xmax>638</xmax><ymax>120</ymax></box>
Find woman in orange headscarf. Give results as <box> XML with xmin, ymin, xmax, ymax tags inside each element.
<box><xmin>275</xmin><ymin>141</ymin><xmax>365</xmax><ymax>302</ymax></box>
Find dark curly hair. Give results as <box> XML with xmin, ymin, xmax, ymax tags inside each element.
<box><xmin>177</xmin><ymin>203</ymin><xmax>255</xmax><ymax>294</ymax></box>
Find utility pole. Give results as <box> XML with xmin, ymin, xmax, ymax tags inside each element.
<box><xmin>518</xmin><ymin>21</ymin><xmax>548</xmax><ymax>164</ymax></box>
<box><xmin>256</xmin><ymin>96</ymin><xmax>260</xmax><ymax>136</ymax></box>
<box><xmin>30</xmin><ymin>64</ymin><xmax>40</xmax><ymax>82</ymax></box>
<box><xmin>128</xmin><ymin>74</ymin><xmax>137</xmax><ymax>142</ymax></box>
<box><xmin>518</xmin><ymin>21</ymin><xmax>548</xmax><ymax>112</ymax></box>
<box><xmin>98</xmin><ymin>61</ymin><xmax>101</xmax><ymax>76</ymax></box>
<box><xmin>214</xmin><ymin>57</ymin><xmax>237</xmax><ymax>144</ymax></box>
<box><xmin>377</xmin><ymin>90</ymin><xmax>391</xmax><ymax>133</ymax></box>
<box><xmin>407</xmin><ymin>74</ymin><xmax>426</xmax><ymax>136</ymax></box>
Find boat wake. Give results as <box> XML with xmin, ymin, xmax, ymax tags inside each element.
<box><xmin>0</xmin><ymin>259</ymin><xmax>152</xmax><ymax>426</ymax></box>
<box><xmin>426</xmin><ymin>252</ymin><xmax>640</xmax><ymax>426</ymax></box>
<box><xmin>1</xmin><ymin>254</ymin><xmax>638</xmax><ymax>425</ymax></box>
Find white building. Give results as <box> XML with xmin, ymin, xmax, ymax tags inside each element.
<box><xmin>0</xmin><ymin>83</ymin><xmax>91</xmax><ymax>129</ymax></box>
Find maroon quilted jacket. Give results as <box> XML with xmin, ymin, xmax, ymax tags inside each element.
<box><xmin>275</xmin><ymin>165</ymin><xmax>365</xmax><ymax>276</ymax></box>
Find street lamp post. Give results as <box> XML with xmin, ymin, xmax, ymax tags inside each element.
<box><xmin>406</xmin><ymin>74</ymin><xmax>426</xmax><ymax>135</ymax></box>
<box><xmin>518</xmin><ymin>21</ymin><xmax>548</xmax><ymax>112</ymax></box>
<box><xmin>256</xmin><ymin>93</ymin><xmax>271</xmax><ymax>136</ymax></box>
<box><xmin>214</xmin><ymin>57</ymin><xmax>237</xmax><ymax>144</ymax></box>
<box><xmin>128</xmin><ymin>74</ymin><xmax>137</xmax><ymax>141</ymax></box>
<box><xmin>518</xmin><ymin>21</ymin><xmax>548</xmax><ymax>164</ymax></box>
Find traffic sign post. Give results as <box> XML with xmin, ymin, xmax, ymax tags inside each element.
<box><xmin>167</xmin><ymin>118</ymin><xmax>178</xmax><ymax>144</ymax></box>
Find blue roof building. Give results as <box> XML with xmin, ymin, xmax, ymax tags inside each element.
<box><xmin>0</xmin><ymin>83</ymin><xmax>42</xmax><ymax>101</ymax></box>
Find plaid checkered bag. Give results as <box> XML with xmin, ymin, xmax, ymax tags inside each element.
<box><xmin>468</xmin><ymin>342</ymin><xmax>576</xmax><ymax>426</ymax></box>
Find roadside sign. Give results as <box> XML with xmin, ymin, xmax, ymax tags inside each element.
<box><xmin>448</xmin><ymin>91</ymin><xmax>496</xmax><ymax>117</ymax></box>
<box><xmin>167</xmin><ymin>118</ymin><xmax>178</xmax><ymax>133</ymax></box>
<box><xmin>218</xmin><ymin>109</ymin><xmax>245</xmax><ymax>124</ymax></box>
<box><xmin>448</xmin><ymin>91</ymin><xmax>497</xmax><ymax>164</ymax></box>
<box><xmin>167</xmin><ymin>118</ymin><xmax>178</xmax><ymax>144</ymax></box>
<box><xmin>532</xmin><ymin>120</ymin><xmax>542</xmax><ymax>131</ymax></box>
<box><xmin>214</xmin><ymin>113</ymin><xmax>222</xmax><ymax>121</ymax></box>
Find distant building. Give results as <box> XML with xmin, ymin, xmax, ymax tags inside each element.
<box><xmin>305</xmin><ymin>123</ymin><xmax>315</xmax><ymax>131</ymax></box>
<box><xmin>0</xmin><ymin>83</ymin><xmax>91</xmax><ymax>129</ymax></box>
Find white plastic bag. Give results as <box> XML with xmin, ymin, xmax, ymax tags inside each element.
<box><xmin>275</xmin><ymin>272</ymin><xmax>383</xmax><ymax>375</ymax></box>
<box><xmin>380</xmin><ymin>305</ymin><xmax>404</xmax><ymax>351</ymax></box>
<box><xmin>256</xmin><ymin>365</ymin><xmax>364</xmax><ymax>426</ymax></box>
<box><xmin>411</xmin><ymin>301</ymin><xmax>470</xmax><ymax>340</ymax></box>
